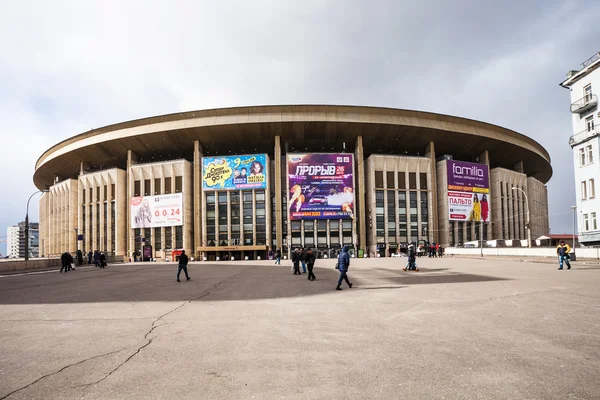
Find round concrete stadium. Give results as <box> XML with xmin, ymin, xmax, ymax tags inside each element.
<box><xmin>34</xmin><ymin>105</ymin><xmax>552</xmax><ymax>261</ymax></box>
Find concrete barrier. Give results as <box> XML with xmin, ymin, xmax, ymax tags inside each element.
<box><xmin>445</xmin><ymin>247</ymin><xmax>600</xmax><ymax>260</ymax></box>
<box><xmin>0</xmin><ymin>255</ymin><xmax>126</xmax><ymax>274</ymax></box>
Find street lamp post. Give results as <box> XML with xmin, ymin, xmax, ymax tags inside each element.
<box><xmin>512</xmin><ymin>187</ymin><xmax>531</xmax><ymax>248</ymax></box>
<box><xmin>24</xmin><ymin>190</ymin><xmax>48</xmax><ymax>261</ymax></box>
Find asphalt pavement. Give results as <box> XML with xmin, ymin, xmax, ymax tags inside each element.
<box><xmin>1</xmin><ymin>256</ymin><xmax>599</xmax><ymax>399</ymax></box>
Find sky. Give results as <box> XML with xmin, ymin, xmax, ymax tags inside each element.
<box><xmin>1</xmin><ymin>0</ymin><xmax>599</xmax><ymax>254</ymax></box>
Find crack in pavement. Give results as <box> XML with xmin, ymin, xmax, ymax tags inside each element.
<box><xmin>2</xmin><ymin>318</ymin><xmax>155</xmax><ymax>322</ymax></box>
<box><xmin>0</xmin><ymin>348</ymin><xmax>125</xmax><ymax>400</ymax></box>
<box><xmin>74</xmin><ymin>266</ymin><xmax>250</xmax><ymax>389</ymax></box>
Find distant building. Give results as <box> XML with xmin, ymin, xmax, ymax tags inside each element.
<box><xmin>6</xmin><ymin>222</ymin><xmax>39</xmax><ymax>258</ymax></box>
<box><xmin>6</xmin><ymin>226</ymin><xmax>19</xmax><ymax>258</ymax></box>
<box><xmin>561</xmin><ymin>51</ymin><xmax>600</xmax><ymax>246</ymax></box>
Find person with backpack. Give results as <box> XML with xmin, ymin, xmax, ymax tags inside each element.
<box><xmin>556</xmin><ymin>241</ymin><xmax>572</xmax><ymax>270</ymax></box>
<box><xmin>306</xmin><ymin>248</ymin><xmax>316</xmax><ymax>281</ymax></box>
<box><xmin>335</xmin><ymin>246</ymin><xmax>353</xmax><ymax>290</ymax></box>
<box><xmin>403</xmin><ymin>244</ymin><xmax>419</xmax><ymax>271</ymax></box>
<box><xmin>177</xmin><ymin>250</ymin><xmax>191</xmax><ymax>282</ymax></box>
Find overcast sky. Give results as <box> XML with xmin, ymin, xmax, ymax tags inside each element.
<box><xmin>1</xmin><ymin>0</ymin><xmax>599</xmax><ymax>254</ymax></box>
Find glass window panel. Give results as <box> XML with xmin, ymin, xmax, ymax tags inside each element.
<box><xmin>375</xmin><ymin>171</ymin><xmax>384</xmax><ymax>188</ymax></box>
<box><xmin>386</xmin><ymin>171</ymin><xmax>395</xmax><ymax>188</ymax></box>
<box><xmin>398</xmin><ymin>172</ymin><xmax>406</xmax><ymax>190</ymax></box>
<box><xmin>409</xmin><ymin>173</ymin><xmax>417</xmax><ymax>190</ymax></box>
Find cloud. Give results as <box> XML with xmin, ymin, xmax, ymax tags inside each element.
<box><xmin>1</xmin><ymin>0</ymin><xmax>599</xmax><ymax>253</ymax></box>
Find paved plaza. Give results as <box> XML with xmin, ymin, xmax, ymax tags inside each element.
<box><xmin>0</xmin><ymin>256</ymin><xmax>599</xmax><ymax>399</ymax></box>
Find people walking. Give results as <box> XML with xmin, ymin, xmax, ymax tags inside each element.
<box><xmin>556</xmin><ymin>240</ymin><xmax>572</xmax><ymax>270</ymax></box>
<box><xmin>438</xmin><ymin>245</ymin><xmax>443</xmax><ymax>258</ymax></box>
<box><xmin>76</xmin><ymin>249</ymin><xmax>83</xmax><ymax>266</ymax></box>
<box><xmin>99</xmin><ymin>252</ymin><xmax>107</xmax><ymax>268</ymax></box>
<box><xmin>87</xmin><ymin>250</ymin><xmax>93</xmax><ymax>264</ymax></box>
<box><xmin>301</xmin><ymin>247</ymin><xmax>307</xmax><ymax>273</ymax></box>
<box><xmin>292</xmin><ymin>248</ymin><xmax>301</xmax><ymax>275</ymax></box>
<box><xmin>177</xmin><ymin>250</ymin><xmax>191</xmax><ymax>282</ymax></box>
<box><xmin>275</xmin><ymin>248</ymin><xmax>282</xmax><ymax>265</ymax></box>
<box><xmin>335</xmin><ymin>245</ymin><xmax>353</xmax><ymax>290</ymax></box>
<box><xmin>403</xmin><ymin>244</ymin><xmax>419</xmax><ymax>271</ymax></box>
<box><xmin>306</xmin><ymin>248</ymin><xmax>316</xmax><ymax>281</ymax></box>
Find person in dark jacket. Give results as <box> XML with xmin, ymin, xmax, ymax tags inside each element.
<box><xmin>60</xmin><ymin>252</ymin><xmax>70</xmax><ymax>273</ymax></box>
<box><xmin>93</xmin><ymin>250</ymin><xmax>100</xmax><ymax>267</ymax></box>
<box><xmin>300</xmin><ymin>247</ymin><xmax>307</xmax><ymax>273</ymax></box>
<box><xmin>556</xmin><ymin>241</ymin><xmax>572</xmax><ymax>270</ymax></box>
<box><xmin>403</xmin><ymin>244</ymin><xmax>419</xmax><ymax>271</ymax></box>
<box><xmin>306</xmin><ymin>248</ymin><xmax>316</xmax><ymax>281</ymax></box>
<box><xmin>336</xmin><ymin>246</ymin><xmax>353</xmax><ymax>290</ymax></box>
<box><xmin>76</xmin><ymin>249</ymin><xmax>83</xmax><ymax>266</ymax></box>
<box><xmin>292</xmin><ymin>249</ymin><xmax>301</xmax><ymax>275</ymax></box>
<box><xmin>177</xmin><ymin>250</ymin><xmax>191</xmax><ymax>282</ymax></box>
<box><xmin>275</xmin><ymin>248</ymin><xmax>282</xmax><ymax>265</ymax></box>
<box><xmin>99</xmin><ymin>252</ymin><xmax>107</xmax><ymax>268</ymax></box>
<box><xmin>87</xmin><ymin>250</ymin><xmax>93</xmax><ymax>264</ymax></box>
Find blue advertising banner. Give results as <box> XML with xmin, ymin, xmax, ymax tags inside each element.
<box><xmin>287</xmin><ymin>153</ymin><xmax>355</xmax><ymax>220</ymax></box>
<box><xmin>202</xmin><ymin>154</ymin><xmax>268</xmax><ymax>191</ymax></box>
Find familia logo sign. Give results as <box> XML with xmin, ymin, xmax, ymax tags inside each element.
<box><xmin>447</xmin><ymin>160</ymin><xmax>489</xmax><ymax>193</ymax></box>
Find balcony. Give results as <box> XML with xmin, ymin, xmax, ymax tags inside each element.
<box><xmin>570</xmin><ymin>125</ymin><xmax>599</xmax><ymax>146</ymax></box>
<box><xmin>571</xmin><ymin>94</ymin><xmax>598</xmax><ymax>114</ymax></box>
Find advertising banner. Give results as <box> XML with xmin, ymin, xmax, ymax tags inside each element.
<box><xmin>202</xmin><ymin>154</ymin><xmax>268</xmax><ymax>191</ymax></box>
<box><xmin>130</xmin><ymin>193</ymin><xmax>183</xmax><ymax>228</ymax></box>
<box><xmin>447</xmin><ymin>160</ymin><xmax>490</xmax><ymax>193</ymax></box>
<box><xmin>448</xmin><ymin>191</ymin><xmax>490</xmax><ymax>222</ymax></box>
<box><xmin>447</xmin><ymin>160</ymin><xmax>490</xmax><ymax>222</ymax></box>
<box><xmin>287</xmin><ymin>153</ymin><xmax>354</xmax><ymax>220</ymax></box>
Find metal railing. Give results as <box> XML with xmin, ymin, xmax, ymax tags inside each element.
<box><xmin>571</xmin><ymin>94</ymin><xmax>598</xmax><ymax>114</ymax></box>
<box><xmin>582</xmin><ymin>52</ymin><xmax>600</xmax><ymax>69</ymax></box>
<box><xmin>570</xmin><ymin>125</ymin><xmax>599</xmax><ymax>146</ymax></box>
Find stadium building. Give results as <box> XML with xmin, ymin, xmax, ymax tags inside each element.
<box><xmin>34</xmin><ymin>105</ymin><xmax>552</xmax><ymax>260</ymax></box>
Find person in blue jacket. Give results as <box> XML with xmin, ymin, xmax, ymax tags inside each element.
<box><xmin>336</xmin><ymin>246</ymin><xmax>353</xmax><ymax>291</ymax></box>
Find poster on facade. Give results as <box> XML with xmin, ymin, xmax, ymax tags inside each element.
<box><xmin>447</xmin><ymin>160</ymin><xmax>490</xmax><ymax>222</ymax></box>
<box><xmin>202</xmin><ymin>154</ymin><xmax>268</xmax><ymax>191</ymax></box>
<box><xmin>448</xmin><ymin>191</ymin><xmax>490</xmax><ymax>222</ymax></box>
<box><xmin>130</xmin><ymin>193</ymin><xmax>183</xmax><ymax>228</ymax></box>
<box><xmin>287</xmin><ymin>153</ymin><xmax>355</xmax><ymax>220</ymax></box>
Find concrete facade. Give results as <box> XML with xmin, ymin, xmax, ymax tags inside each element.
<box><xmin>34</xmin><ymin>105</ymin><xmax>553</xmax><ymax>258</ymax></box>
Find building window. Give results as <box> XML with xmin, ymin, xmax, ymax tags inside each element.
<box><xmin>587</xmin><ymin>144</ymin><xmax>594</xmax><ymax>164</ymax></box>
<box><xmin>580</xmin><ymin>148</ymin><xmax>586</xmax><ymax>166</ymax></box>
<box><xmin>175</xmin><ymin>226</ymin><xmax>183</xmax><ymax>248</ymax></box>
<box><xmin>398</xmin><ymin>172</ymin><xmax>406</xmax><ymax>189</ymax></box>
<box><xmin>134</xmin><ymin>180</ymin><xmax>141</xmax><ymax>197</ymax></box>
<box><xmin>585</xmin><ymin>83</ymin><xmax>593</xmax><ymax>102</ymax></box>
<box><xmin>154</xmin><ymin>179</ymin><xmax>161</xmax><ymax>195</ymax></box>
<box><xmin>582</xmin><ymin>181</ymin><xmax>587</xmax><ymax>200</ymax></box>
<box><xmin>387</xmin><ymin>190</ymin><xmax>396</xmax><ymax>238</ymax></box>
<box><xmin>154</xmin><ymin>227</ymin><xmax>162</xmax><ymax>250</ymax></box>
<box><xmin>592</xmin><ymin>212</ymin><xmax>598</xmax><ymax>231</ymax></box>
<box><xmin>419</xmin><ymin>173</ymin><xmax>428</xmax><ymax>190</ymax></box>
<box><xmin>586</xmin><ymin>116</ymin><xmax>595</xmax><ymax>132</ymax></box>
<box><xmin>386</xmin><ymin>171</ymin><xmax>395</xmax><ymax>189</ymax></box>
<box><xmin>375</xmin><ymin>171</ymin><xmax>384</xmax><ymax>188</ymax></box>
<box><xmin>584</xmin><ymin>214</ymin><xmax>590</xmax><ymax>231</ymax></box>
<box><xmin>165</xmin><ymin>177</ymin><xmax>172</xmax><ymax>194</ymax></box>
<box><xmin>165</xmin><ymin>227</ymin><xmax>172</xmax><ymax>249</ymax></box>
<box><xmin>144</xmin><ymin>180</ymin><xmax>151</xmax><ymax>196</ymax></box>
<box><xmin>409</xmin><ymin>173</ymin><xmax>417</xmax><ymax>190</ymax></box>
<box><xmin>175</xmin><ymin>176</ymin><xmax>183</xmax><ymax>193</ymax></box>
<box><xmin>111</xmin><ymin>184</ymin><xmax>115</xmax><ymax>200</ymax></box>
<box><xmin>375</xmin><ymin>190</ymin><xmax>385</xmax><ymax>241</ymax></box>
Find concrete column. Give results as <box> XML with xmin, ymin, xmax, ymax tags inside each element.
<box><xmin>355</xmin><ymin>136</ymin><xmax>367</xmax><ymax>253</ymax></box>
<box><xmin>426</xmin><ymin>142</ymin><xmax>439</xmax><ymax>244</ymax></box>
<box><xmin>227</xmin><ymin>191</ymin><xmax>232</xmax><ymax>245</ymax></box>
<box><xmin>274</xmin><ymin>136</ymin><xmax>283</xmax><ymax>252</ymax></box>
<box><xmin>194</xmin><ymin>141</ymin><xmax>202</xmax><ymax>256</ymax></box>
<box><xmin>126</xmin><ymin>150</ymin><xmax>138</xmax><ymax>257</ymax></box>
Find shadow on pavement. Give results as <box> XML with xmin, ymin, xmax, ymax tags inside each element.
<box><xmin>0</xmin><ymin>262</ymin><xmax>507</xmax><ymax>305</ymax></box>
